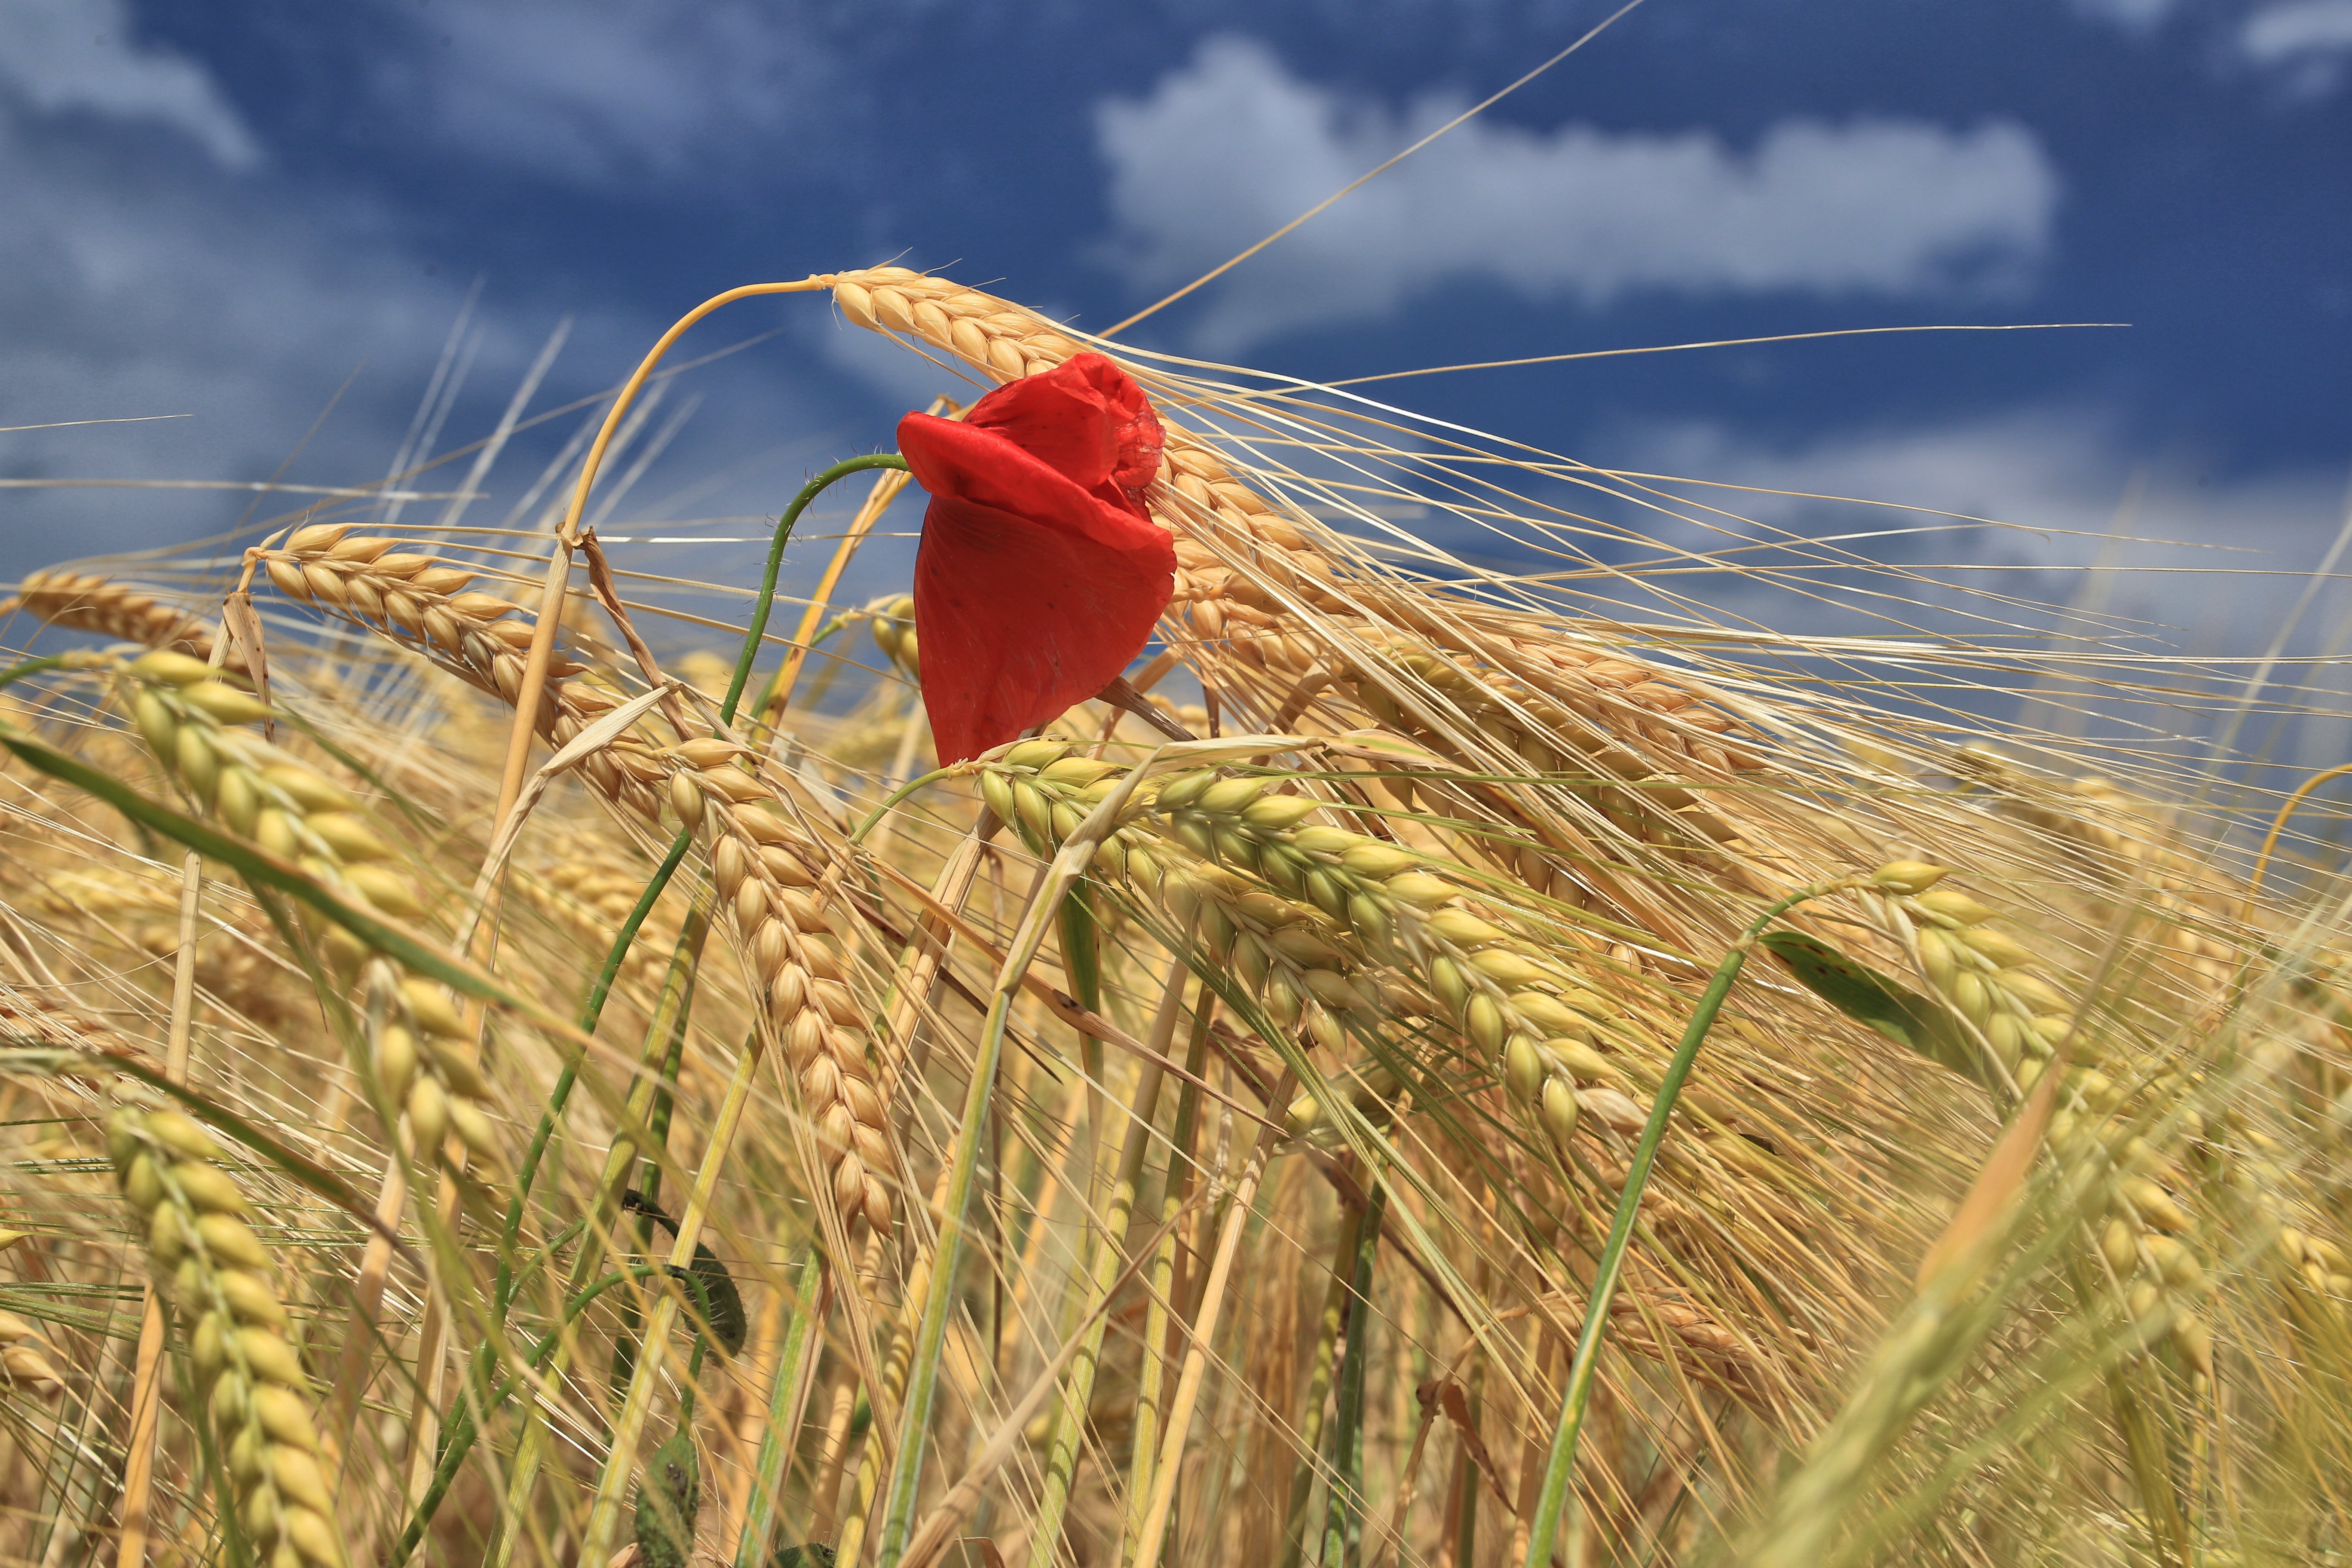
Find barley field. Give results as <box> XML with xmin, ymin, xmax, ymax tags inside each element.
<box><xmin>1</xmin><ymin>266</ymin><xmax>2347</xmax><ymax>1568</ymax></box>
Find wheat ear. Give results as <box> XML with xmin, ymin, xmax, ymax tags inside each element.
<box><xmin>106</xmin><ymin>1106</ymin><xmax>344</xmax><ymax>1566</ymax></box>
<box><xmin>260</xmin><ymin>528</ymin><xmax>896</xmax><ymax>1235</ymax></box>
<box><xmin>6</xmin><ymin>569</ymin><xmax>219</xmax><ymax>661</ymax></box>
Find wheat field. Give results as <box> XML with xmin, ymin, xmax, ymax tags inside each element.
<box><xmin>0</xmin><ymin>266</ymin><xmax>2347</xmax><ymax>1568</ymax></box>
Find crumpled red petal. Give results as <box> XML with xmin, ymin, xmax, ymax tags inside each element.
<box><xmin>895</xmin><ymin>353</ymin><xmax>1175</xmax><ymax>765</ymax></box>
<box><xmin>963</xmin><ymin>353</ymin><xmax>1165</xmax><ymax>506</ymax></box>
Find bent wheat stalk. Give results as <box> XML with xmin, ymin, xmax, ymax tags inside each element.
<box><xmin>1519</xmin><ymin>869</ymin><xmax>1889</xmax><ymax>1568</ymax></box>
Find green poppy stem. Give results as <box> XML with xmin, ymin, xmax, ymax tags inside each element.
<box><xmin>1519</xmin><ymin>877</ymin><xmax>1860</xmax><ymax>1568</ymax></box>
<box><xmin>720</xmin><ymin>453</ymin><xmax>908</xmax><ymax>722</ymax></box>
<box><xmin>496</xmin><ymin>456</ymin><xmax>896</xmax><ymax>1311</ymax></box>
<box><xmin>485</xmin><ymin>453</ymin><xmax>897</xmax><ymax>1561</ymax></box>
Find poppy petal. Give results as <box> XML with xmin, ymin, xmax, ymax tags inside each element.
<box><xmin>963</xmin><ymin>353</ymin><xmax>1165</xmax><ymax>506</ymax></box>
<box><xmin>913</xmin><ymin>493</ymin><xmax>1174</xmax><ymax>764</ymax></box>
<box><xmin>898</xmin><ymin>412</ymin><xmax>1167</xmax><ymax>558</ymax></box>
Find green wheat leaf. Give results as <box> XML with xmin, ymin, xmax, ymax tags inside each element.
<box><xmin>1760</xmin><ymin>931</ymin><xmax>1989</xmax><ymax>1085</ymax></box>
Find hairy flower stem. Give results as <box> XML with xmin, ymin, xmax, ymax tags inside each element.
<box><xmin>1023</xmin><ymin>961</ymin><xmax>1188</xmax><ymax>1568</ymax></box>
<box><xmin>493</xmin><ymin>277</ymin><xmax>831</xmax><ymax>829</ymax></box>
<box><xmin>722</xmin><ymin>453</ymin><xmax>910</xmax><ymax>720</ymax></box>
<box><xmin>1519</xmin><ymin>877</ymin><xmax>1860</xmax><ymax>1568</ymax></box>
<box><xmin>497</xmin><ymin>452</ymin><xmax>885</xmax><ymax>1318</ymax></box>
<box><xmin>759</xmin><ymin>442</ymin><xmax>929</xmax><ymax>732</ymax></box>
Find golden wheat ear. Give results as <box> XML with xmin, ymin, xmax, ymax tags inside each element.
<box><xmin>6</xmin><ymin>569</ymin><xmax>224</xmax><ymax>662</ymax></box>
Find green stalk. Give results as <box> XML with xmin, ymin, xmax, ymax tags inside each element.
<box><xmin>1023</xmin><ymin>964</ymin><xmax>1188</xmax><ymax>1568</ymax></box>
<box><xmin>0</xmin><ymin>728</ymin><xmax>587</xmax><ymax>1030</ymax></box>
<box><xmin>581</xmin><ymin>1029</ymin><xmax>772</xmax><ymax>1559</ymax></box>
<box><xmin>1060</xmin><ymin>881</ymin><xmax>1103</xmax><ymax>1014</ymax></box>
<box><xmin>508</xmin><ymin>456</ymin><xmax>898</xmax><ymax>1275</ymax></box>
<box><xmin>834</xmin><ymin>1183</ymin><xmax>951</xmax><ymax>1568</ymax></box>
<box><xmin>873</xmin><ymin>980</ymin><xmax>1020</xmax><ymax>1568</ymax></box>
<box><xmin>388</xmin><ymin>1263</ymin><xmax>681</xmax><ymax>1567</ymax></box>
<box><xmin>732</xmin><ymin>1250</ymin><xmax>830</xmax><ymax>1568</ymax></box>
<box><xmin>852</xmin><ymin>763</ymin><xmax>961</xmax><ymax>843</ymax></box>
<box><xmin>0</xmin><ymin>652</ymin><xmax>83</xmax><ymax>692</ymax></box>
<box><xmin>1065</xmin><ymin>876</ymin><xmax>1110</xmax><ymax>1220</ymax></box>
<box><xmin>875</xmin><ymin>743</ymin><xmax>1270</xmax><ymax>1561</ymax></box>
<box><xmin>1322</xmin><ymin>1180</ymin><xmax>1388</xmax><ymax>1568</ymax></box>
<box><xmin>495</xmin><ymin>844</ymin><xmax>700</xmax><ymax>1319</ymax></box>
<box><xmin>1518</xmin><ymin>878</ymin><xmax>1859</xmax><ymax>1568</ymax></box>
<box><xmin>484</xmin><ymin>455</ymin><xmax>887</xmax><ymax>1563</ymax></box>
<box><xmin>496</xmin><ymin>456</ymin><xmax>900</xmax><ymax>1284</ymax></box>
<box><xmin>871</xmin><ymin>740</ymin><xmax>1229</xmax><ymax>1567</ymax></box>
<box><xmin>612</xmin><ymin>936</ymin><xmax>703</xmax><ymax>1391</ymax></box>
<box><xmin>442</xmin><ymin>909</ymin><xmax>714</xmax><ymax>1557</ymax></box>
<box><xmin>872</xmin><ymin>738</ymin><xmax>1291</xmax><ymax>1566</ymax></box>
<box><xmin>750</xmin><ymin>612</ymin><xmax>851</xmax><ymax>718</ymax></box>
<box><xmin>1279</xmin><ymin>1205</ymin><xmax>1367</xmax><ymax>1568</ymax></box>
<box><xmin>1124</xmin><ymin>998</ymin><xmax>1214</xmax><ymax>1561</ymax></box>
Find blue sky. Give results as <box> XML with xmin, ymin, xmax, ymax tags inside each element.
<box><xmin>4</xmin><ymin>0</ymin><xmax>2349</xmax><ymax>710</ymax></box>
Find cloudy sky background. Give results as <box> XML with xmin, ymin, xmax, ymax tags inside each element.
<box><xmin>3</xmin><ymin>0</ymin><xmax>2349</xmax><ymax>753</ymax></box>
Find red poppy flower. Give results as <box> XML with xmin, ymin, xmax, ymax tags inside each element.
<box><xmin>897</xmin><ymin>352</ymin><xmax>1174</xmax><ymax>765</ymax></box>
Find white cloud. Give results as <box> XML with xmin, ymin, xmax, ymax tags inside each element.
<box><xmin>1094</xmin><ymin>37</ymin><xmax>2062</xmax><ymax>352</ymax></box>
<box><xmin>0</xmin><ymin>0</ymin><xmax>260</xmax><ymax>168</ymax></box>
<box><xmin>0</xmin><ymin>113</ymin><xmax>520</xmax><ymax>579</ymax></box>
<box><xmin>2069</xmin><ymin>0</ymin><xmax>2184</xmax><ymax>31</ymax></box>
<box><xmin>2076</xmin><ymin>0</ymin><xmax>2352</xmax><ymax>93</ymax></box>
<box><xmin>2239</xmin><ymin>0</ymin><xmax>2352</xmax><ymax>86</ymax></box>
<box><xmin>0</xmin><ymin>38</ymin><xmax>677</xmax><ymax>582</ymax></box>
<box><xmin>2242</xmin><ymin>0</ymin><xmax>2352</xmax><ymax>57</ymax></box>
<box><xmin>1600</xmin><ymin>410</ymin><xmax>2349</xmax><ymax>664</ymax></box>
<box><xmin>0</xmin><ymin>34</ymin><xmax>868</xmax><ymax>599</ymax></box>
<box><xmin>368</xmin><ymin>0</ymin><xmax>831</xmax><ymax>186</ymax></box>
